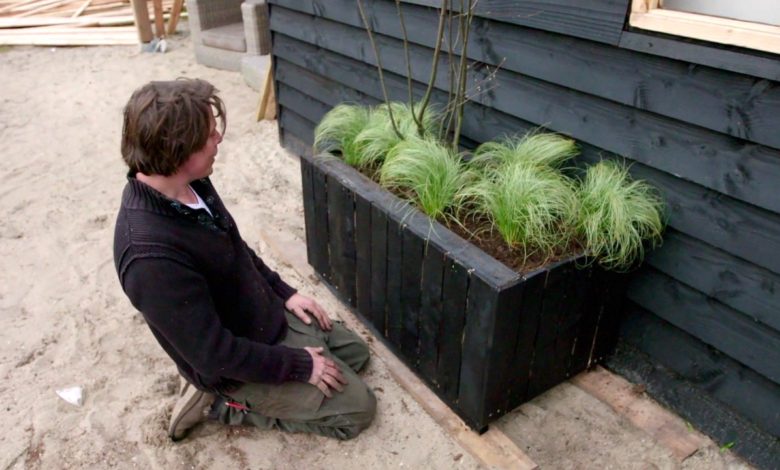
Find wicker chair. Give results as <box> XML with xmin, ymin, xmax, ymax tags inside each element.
<box><xmin>186</xmin><ymin>0</ymin><xmax>271</xmax><ymax>83</ymax></box>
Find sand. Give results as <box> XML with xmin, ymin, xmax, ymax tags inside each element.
<box><xmin>0</xmin><ymin>33</ymin><xmax>754</xmax><ymax>470</ymax></box>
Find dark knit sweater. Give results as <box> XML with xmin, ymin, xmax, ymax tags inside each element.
<box><xmin>113</xmin><ymin>176</ymin><xmax>312</xmax><ymax>393</ymax></box>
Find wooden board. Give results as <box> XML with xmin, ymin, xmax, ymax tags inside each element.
<box><xmin>417</xmin><ymin>240</ymin><xmax>445</xmax><ymax>382</ymax></box>
<box><xmin>399</xmin><ymin>0</ymin><xmax>629</xmax><ymax>45</ymax></box>
<box><xmin>571</xmin><ymin>366</ymin><xmax>708</xmax><ymax>462</ymax></box>
<box><xmin>436</xmin><ymin>257</ymin><xmax>469</xmax><ymax>402</ymax></box>
<box><xmin>326</xmin><ymin>173</ymin><xmax>357</xmax><ymax>306</ymax></box>
<box><xmin>400</xmin><ymin>226</ymin><xmax>424</xmax><ymax>364</ymax></box>
<box><xmin>646</xmin><ymin>229</ymin><xmax>780</xmax><ymax>332</ymax></box>
<box><xmin>369</xmin><ymin>204</ymin><xmax>389</xmax><ymax>334</ymax></box>
<box><xmin>628</xmin><ymin>268</ymin><xmax>780</xmax><ymax>384</ymax></box>
<box><xmin>354</xmin><ymin>191</ymin><xmax>373</xmax><ymax>317</ymax></box>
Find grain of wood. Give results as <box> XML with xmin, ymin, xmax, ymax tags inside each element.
<box><xmin>571</xmin><ymin>366</ymin><xmax>708</xmax><ymax>462</ymax></box>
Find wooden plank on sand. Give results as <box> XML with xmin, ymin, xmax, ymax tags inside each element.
<box><xmin>571</xmin><ymin>366</ymin><xmax>708</xmax><ymax>462</ymax></box>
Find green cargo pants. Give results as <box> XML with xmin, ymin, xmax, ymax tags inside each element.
<box><xmin>215</xmin><ymin>311</ymin><xmax>376</xmax><ymax>440</ymax></box>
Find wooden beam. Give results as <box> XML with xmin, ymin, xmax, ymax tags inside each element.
<box><xmin>257</xmin><ymin>64</ymin><xmax>276</xmax><ymax>121</ymax></box>
<box><xmin>165</xmin><ymin>0</ymin><xmax>181</xmax><ymax>35</ymax></box>
<box><xmin>571</xmin><ymin>366</ymin><xmax>709</xmax><ymax>462</ymax></box>
<box><xmin>151</xmin><ymin>0</ymin><xmax>162</xmax><ymax>38</ymax></box>
<box><xmin>129</xmin><ymin>0</ymin><xmax>151</xmax><ymax>42</ymax></box>
<box><xmin>630</xmin><ymin>8</ymin><xmax>780</xmax><ymax>55</ymax></box>
<box><xmin>255</xmin><ymin>223</ymin><xmax>538</xmax><ymax>470</ymax></box>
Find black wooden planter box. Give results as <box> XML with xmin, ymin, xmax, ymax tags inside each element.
<box><xmin>300</xmin><ymin>153</ymin><xmax>627</xmax><ymax>431</ymax></box>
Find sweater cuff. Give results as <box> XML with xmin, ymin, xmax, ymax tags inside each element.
<box><xmin>273</xmin><ymin>281</ymin><xmax>297</xmax><ymax>302</ymax></box>
<box><xmin>284</xmin><ymin>347</ymin><xmax>313</xmax><ymax>383</ymax></box>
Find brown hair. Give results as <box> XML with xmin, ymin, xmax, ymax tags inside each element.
<box><xmin>121</xmin><ymin>78</ymin><xmax>226</xmax><ymax>176</ymax></box>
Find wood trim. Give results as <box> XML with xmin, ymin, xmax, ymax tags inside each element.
<box><xmin>629</xmin><ymin>0</ymin><xmax>780</xmax><ymax>55</ymax></box>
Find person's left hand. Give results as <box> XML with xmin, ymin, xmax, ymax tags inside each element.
<box><xmin>285</xmin><ymin>293</ymin><xmax>332</xmax><ymax>331</ymax></box>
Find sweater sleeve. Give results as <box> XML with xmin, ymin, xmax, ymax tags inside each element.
<box><xmin>121</xmin><ymin>255</ymin><xmax>311</xmax><ymax>384</ymax></box>
<box><xmin>243</xmin><ymin>241</ymin><xmax>297</xmax><ymax>301</ymax></box>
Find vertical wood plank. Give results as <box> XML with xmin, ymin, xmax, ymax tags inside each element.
<box><xmin>591</xmin><ymin>270</ymin><xmax>629</xmax><ymax>363</ymax></box>
<box><xmin>354</xmin><ymin>192</ymin><xmax>372</xmax><ymax>317</ymax></box>
<box><xmin>507</xmin><ymin>271</ymin><xmax>545</xmax><ymax>408</ymax></box>
<box><xmin>310</xmin><ymin>162</ymin><xmax>330</xmax><ymax>281</ymax></box>
<box><xmin>369</xmin><ymin>206</ymin><xmax>388</xmax><ymax>334</ymax></box>
<box><xmin>567</xmin><ymin>266</ymin><xmax>600</xmax><ymax>375</ymax></box>
<box><xmin>326</xmin><ymin>174</ymin><xmax>356</xmax><ymax>306</ymax></box>
<box><xmin>437</xmin><ymin>257</ymin><xmax>469</xmax><ymax>402</ymax></box>
<box><xmin>458</xmin><ymin>274</ymin><xmax>500</xmax><ymax>431</ymax></box>
<box><xmin>400</xmin><ymin>226</ymin><xmax>424</xmax><ymax>366</ymax></box>
<box><xmin>418</xmin><ymin>242</ymin><xmax>445</xmax><ymax>382</ymax></box>
<box><xmin>299</xmin><ymin>157</ymin><xmax>316</xmax><ymax>269</ymax></box>
<box><xmin>483</xmin><ymin>281</ymin><xmax>525</xmax><ymax>421</ymax></box>
<box><xmin>385</xmin><ymin>216</ymin><xmax>404</xmax><ymax>347</ymax></box>
<box><xmin>527</xmin><ymin>264</ymin><xmax>574</xmax><ymax>398</ymax></box>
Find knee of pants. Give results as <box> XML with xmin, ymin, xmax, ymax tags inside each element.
<box><xmin>351</xmin><ymin>342</ymin><xmax>371</xmax><ymax>372</ymax></box>
<box><xmin>338</xmin><ymin>386</ymin><xmax>377</xmax><ymax>440</ymax></box>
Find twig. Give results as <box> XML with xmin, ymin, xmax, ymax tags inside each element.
<box><xmin>416</xmin><ymin>0</ymin><xmax>448</xmax><ymax>137</ymax></box>
<box><xmin>452</xmin><ymin>0</ymin><xmax>474</xmax><ymax>150</ymax></box>
<box><xmin>356</xmin><ymin>0</ymin><xmax>402</xmax><ymax>139</ymax></box>
<box><xmin>393</xmin><ymin>0</ymin><xmax>422</xmax><ymax>135</ymax></box>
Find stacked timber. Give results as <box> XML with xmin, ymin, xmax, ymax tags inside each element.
<box><xmin>0</xmin><ymin>0</ymin><xmax>181</xmax><ymax>46</ymax></box>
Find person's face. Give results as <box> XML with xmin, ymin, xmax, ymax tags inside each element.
<box><xmin>181</xmin><ymin>111</ymin><xmax>222</xmax><ymax>180</ymax></box>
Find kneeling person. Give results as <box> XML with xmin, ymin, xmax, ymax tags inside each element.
<box><xmin>113</xmin><ymin>78</ymin><xmax>376</xmax><ymax>441</ymax></box>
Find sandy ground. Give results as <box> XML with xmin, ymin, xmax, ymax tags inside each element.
<box><xmin>0</xmin><ymin>32</ymin><xmax>754</xmax><ymax>469</ymax></box>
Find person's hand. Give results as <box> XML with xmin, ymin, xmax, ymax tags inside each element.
<box><xmin>304</xmin><ymin>346</ymin><xmax>348</xmax><ymax>397</ymax></box>
<box><xmin>285</xmin><ymin>293</ymin><xmax>332</xmax><ymax>331</ymax></box>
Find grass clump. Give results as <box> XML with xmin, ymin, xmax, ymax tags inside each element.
<box><xmin>463</xmin><ymin>162</ymin><xmax>579</xmax><ymax>262</ymax></box>
<box><xmin>577</xmin><ymin>160</ymin><xmax>665</xmax><ymax>271</ymax></box>
<box><xmin>313</xmin><ymin>104</ymin><xmax>370</xmax><ymax>168</ymax></box>
<box><xmin>471</xmin><ymin>131</ymin><xmax>579</xmax><ymax>172</ymax></box>
<box><xmin>352</xmin><ymin>102</ymin><xmax>442</xmax><ymax>171</ymax></box>
<box><xmin>379</xmin><ymin>138</ymin><xmax>468</xmax><ymax>220</ymax></box>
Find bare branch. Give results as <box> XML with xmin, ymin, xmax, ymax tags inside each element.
<box><xmin>357</xmin><ymin>0</ymin><xmax>402</xmax><ymax>138</ymax></box>
<box><xmin>416</xmin><ymin>0</ymin><xmax>449</xmax><ymax>135</ymax></box>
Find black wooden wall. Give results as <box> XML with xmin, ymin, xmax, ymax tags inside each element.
<box><xmin>267</xmin><ymin>0</ymin><xmax>780</xmax><ymax>466</ymax></box>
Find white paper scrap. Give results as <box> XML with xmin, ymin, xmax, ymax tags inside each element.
<box><xmin>56</xmin><ymin>387</ymin><xmax>83</xmax><ymax>407</ymax></box>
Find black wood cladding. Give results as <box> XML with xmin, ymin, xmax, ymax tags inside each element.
<box><xmin>273</xmin><ymin>0</ymin><xmax>780</xmax><ymax>150</ymax></box>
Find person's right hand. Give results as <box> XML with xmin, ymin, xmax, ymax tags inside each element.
<box><xmin>304</xmin><ymin>346</ymin><xmax>348</xmax><ymax>397</ymax></box>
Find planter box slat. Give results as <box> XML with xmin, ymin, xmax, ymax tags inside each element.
<box><xmin>354</xmin><ymin>193</ymin><xmax>373</xmax><ymax>316</ymax></box>
<box><xmin>437</xmin><ymin>258</ymin><xmax>470</xmax><ymax>402</ymax></box>
<box><xmin>484</xmin><ymin>281</ymin><xmax>527</xmax><ymax>422</ymax></box>
<box><xmin>386</xmin><ymin>216</ymin><xmax>404</xmax><ymax>346</ymax></box>
<box><xmin>301</xmin><ymin>153</ymin><xmax>626</xmax><ymax>430</ymax></box>
<box><xmin>310</xmin><ymin>164</ymin><xmax>331</xmax><ymax>282</ymax></box>
<box><xmin>326</xmin><ymin>174</ymin><xmax>357</xmax><ymax>306</ymax></box>
<box><xmin>591</xmin><ymin>273</ymin><xmax>628</xmax><ymax>363</ymax></box>
<box><xmin>400</xmin><ymin>228</ymin><xmax>425</xmax><ymax>365</ymax></box>
<box><xmin>507</xmin><ymin>271</ymin><xmax>546</xmax><ymax>407</ymax></box>
<box><xmin>418</xmin><ymin>243</ymin><xmax>446</xmax><ymax>382</ymax></box>
<box><xmin>300</xmin><ymin>155</ymin><xmax>317</xmax><ymax>272</ymax></box>
<box><xmin>369</xmin><ymin>205</ymin><xmax>388</xmax><ymax>334</ymax></box>
<box><xmin>459</xmin><ymin>274</ymin><xmax>501</xmax><ymax>430</ymax></box>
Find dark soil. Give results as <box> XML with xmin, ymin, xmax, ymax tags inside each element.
<box><xmin>443</xmin><ymin>216</ymin><xmax>583</xmax><ymax>274</ymax></box>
